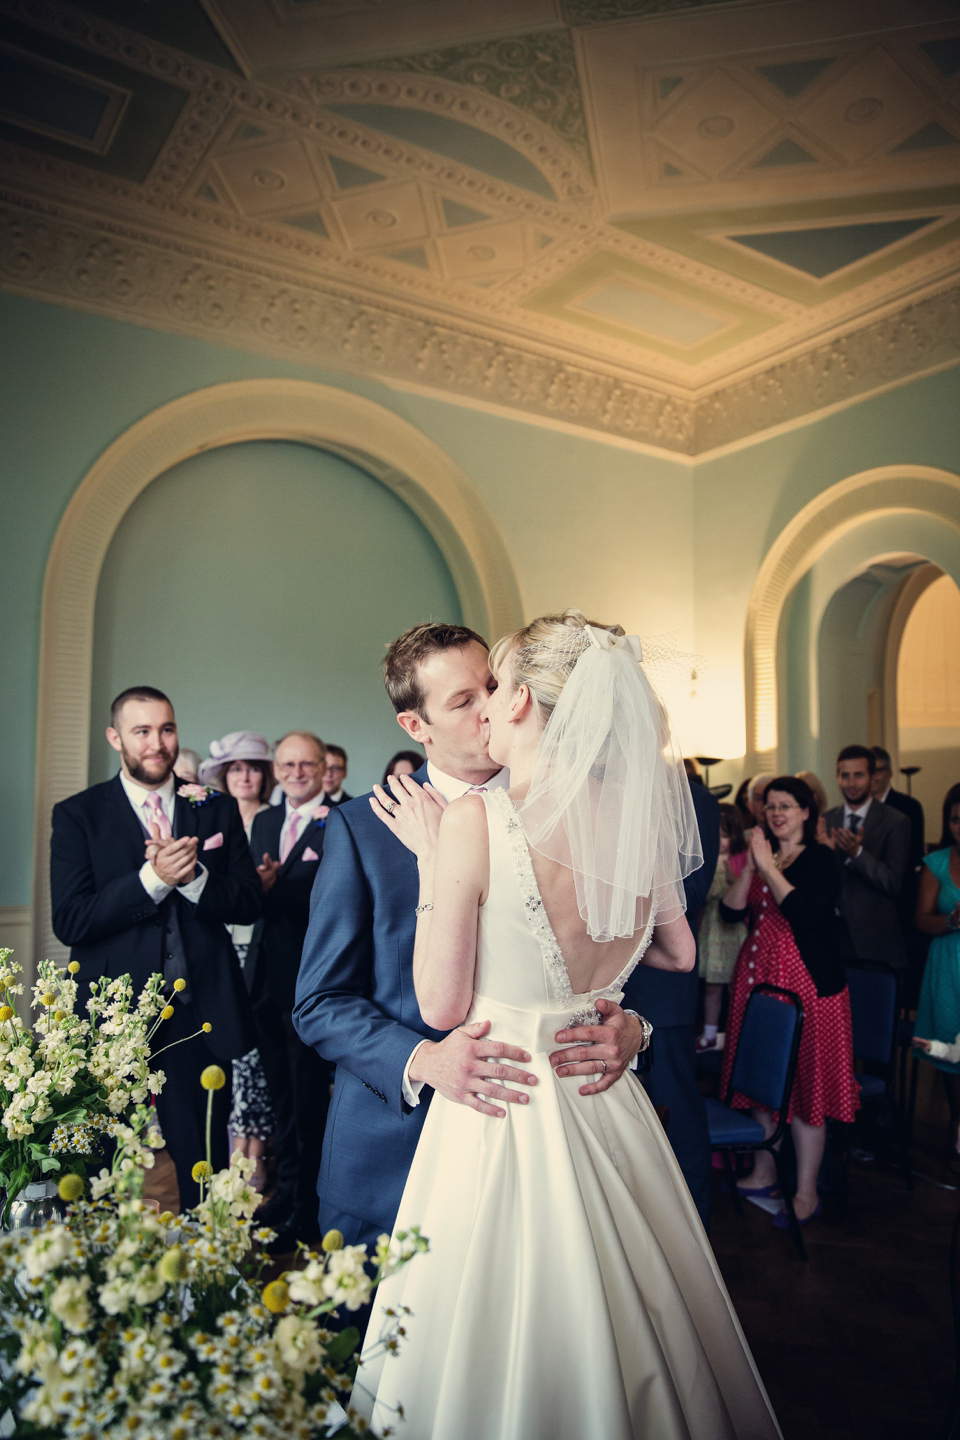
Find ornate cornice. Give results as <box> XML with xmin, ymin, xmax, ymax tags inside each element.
<box><xmin>2</xmin><ymin>191</ymin><xmax>957</xmax><ymax>455</ymax></box>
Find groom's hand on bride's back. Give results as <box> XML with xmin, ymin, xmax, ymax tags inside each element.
<box><xmin>407</xmin><ymin>1020</ymin><xmax>539</xmax><ymax>1118</ymax></box>
<box><xmin>551</xmin><ymin>999</ymin><xmax>643</xmax><ymax>1096</ymax></box>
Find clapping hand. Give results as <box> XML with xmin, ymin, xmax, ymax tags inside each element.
<box><xmin>370</xmin><ymin>773</ymin><xmax>448</xmax><ymax>863</ymax></box>
<box><xmin>832</xmin><ymin>827</ymin><xmax>862</xmax><ymax>858</ymax></box>
<box><xmin>257</xmin><ymin>853</ymin><xmax>281</xmax><ymax>894</ymax></box>
<box><xmin>749</xmin><ymin>825</ymin><xmax>776</xmax><ymax>877</ymax></box>
<box><xmin>145</xmin><ymin>824</ymin><xmax>198</xmax><ymax>887</ymax></box>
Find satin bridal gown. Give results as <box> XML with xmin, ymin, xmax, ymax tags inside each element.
<box><xmin>354</xmin><ymin>789</ymin><xmax>782</xmax><ymax>1440</ymax></box>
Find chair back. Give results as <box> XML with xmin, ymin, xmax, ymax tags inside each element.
<box><xmin>845</xmin><ymin>964</ymin><xmax>898</xmax><ymax>1070</ymax></box>
<box><xmin>727</xmin><ymin>984</ymin><xmax>804</xmax><ymax>1120</ymax></box>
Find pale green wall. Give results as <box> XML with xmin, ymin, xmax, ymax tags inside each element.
<box><xmin>2</xmin><ymin>289</ymin><xmax>959</xmax><ymax>911</ymax></box>
<box><xmin>0</xmin><ymin>292</ymin><xmax>695</xmax><ymax>908</ymax></box>
<box><xmin>692</xmin><ymin>367</ymin><xmax>960</xmax><ymax>796</ymax></box>
<box><xmin>88</xmin><ymin>440</ymin><xmax>460</xmax><ymax>791</ymax></box>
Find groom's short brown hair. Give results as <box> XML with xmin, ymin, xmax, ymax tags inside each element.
<box><xmin>383</xmin><ymin>622</ymin><xmax>488</xmax><ymax>717</ymax></box>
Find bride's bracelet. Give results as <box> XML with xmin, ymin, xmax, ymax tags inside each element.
<box><xmin>415</xmin><ymin>902</ymin><xmax>434</xmax><ymax>915</ymax></box>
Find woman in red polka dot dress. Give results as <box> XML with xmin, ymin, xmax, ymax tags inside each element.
<box><xmin>720</xmin><ymin>775</ymin><xmax>859</xmax><ymax>1227</ymax></box>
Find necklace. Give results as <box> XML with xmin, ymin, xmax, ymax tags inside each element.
<box><xmin>773</xmin><ymin>845</ymin><xmax>800</xmax><ymax>871</ymax></box>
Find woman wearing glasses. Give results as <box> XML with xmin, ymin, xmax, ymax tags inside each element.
<box><xmin>719</xmin><ymin>776</ymin><xmax>859</xmax><ymax>1227</ymax></box>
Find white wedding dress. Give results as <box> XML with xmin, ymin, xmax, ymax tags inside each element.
<box><xmin>354</xmin><ymin>789</ymin><xmax>782</xmax><ymax>1439</ymax></box>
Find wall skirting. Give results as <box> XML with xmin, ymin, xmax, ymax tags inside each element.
<box><xmin>32</xmin><ymin>378</ymin><xmax>524</xmax><ymax>973</ymax></box>
<box><xmin>744</xmin><ymin>466</ymin><xmax>960</xmax><ymax>771</ymax></box>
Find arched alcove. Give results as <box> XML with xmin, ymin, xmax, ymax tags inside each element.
<box><xmin>33</xmin><ymin>379</ymin><xmax>524</xmax><ymax>967</ymax></box>
<box><xmin>745</xmin><ymin>465</ymin><xmax>960</xmax><ymax>770</ymax></box>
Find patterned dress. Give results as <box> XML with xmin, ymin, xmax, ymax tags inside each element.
<box><xmin>698</xmin><ymin>855</ymin><xmax>748</xmax><ymax>985</ymax></box>
<box><xmin>915</xmin><ymin>848</ymin><xmax>960</xmax><ymax>1076</ymax></box>
<box><xmin>720</xmin><ymin>869</ymin><xmax>859</xmax><ymax>1126</ymax></box>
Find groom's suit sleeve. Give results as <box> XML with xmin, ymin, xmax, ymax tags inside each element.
<box><xmin>293</xmin><ymin>807</ymin><xmax>426</xmax><ymax>1120</ymax></box>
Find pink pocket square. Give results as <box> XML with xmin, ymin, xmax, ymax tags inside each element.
<box><xmin>203</xmin><ymin>832</ymin><xmax>224</xmax><ymax>851</ymax></box>
<box><xmin>302</xmin><ymin>847</ymin><xmax>320</xmax><ymax>862</ymax></box>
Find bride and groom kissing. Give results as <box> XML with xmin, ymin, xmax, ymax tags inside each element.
<box><xmin>293</xmin><ymin>615</ymin><xmax>781</xmax><ymax>1439</ymax></box>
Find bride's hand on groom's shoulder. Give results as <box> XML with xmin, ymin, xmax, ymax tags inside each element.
<box><xmin>370</xmin><ymin>774</ymin><xmax>447</xmax><ymax>861</ymax></box>
<box><xmin>550</xmin><ymin>999</ymin><xmax>642</xmax><ymax>1096</ymax></box>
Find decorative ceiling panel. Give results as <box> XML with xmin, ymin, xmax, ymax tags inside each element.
<box><xmin>0</xmin><ymin>0</ymin><xmax>956</xmax><ymax>454</ymax></box>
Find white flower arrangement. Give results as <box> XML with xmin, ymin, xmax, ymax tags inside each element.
<box><xmin>0</xmin><ymin>1102</ymin><xmax>427</xmax><ymax>1438</ymax></box>
<box><xmin>0</xmin><ymin>949</ymin><xmax>181</xmax><ymax>1219</ymax></box>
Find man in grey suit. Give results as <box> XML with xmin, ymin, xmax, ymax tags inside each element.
<box><xmin>823</xmin><ymin>744</ymin><xmax>911</xmax><ymax>969</ymax></box>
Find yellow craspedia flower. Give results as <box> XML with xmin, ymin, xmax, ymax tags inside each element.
<box><xmin>158</xmin><ymin>1248</ymin><xmax>189</xmax><ymax>1283</ymax></box>
<box><xmin>53</xmin><ymin>1010</ymin><xmax>66</xmax><ymax>1022</ymax></box>
<box><xmin>191</xmin><ymin>1161</ymin><xmax>212</xmax><ymax>1183</ymax></box>
<box><xmin>173</xmin><ymin>978</ymin><xmax>186</xmax><ymax>992</ymax></box>
<box><xmin>262</xmin><ymin>1280</ymin><xmax>290</xmax><ymax>1314</ymax></box>
<box><xmin>201</xmin><ymin>1022</ymin><xmax>212</xmax><ymax>1033</ymax></box>
<box><xmin>68</xmin><ymin>961</ymin><xmax>80</xmax><ymax>974</ymax></box>
<box><xmin>0</xmin><ymin>1006</ymin><xmax>14</xmax><ymax>1022</ymax></box>
<box><xmin>158</xmin><ymin>1211</ymin><xmax>174</xmax><ymax>1225</ymax></box>
<box><xmin>57</xmin><ymin>1173</ymin><xmax>84</xmax><ymax>1203</ymax></box>
<box><xmin>200</xmin><ymin>1065</ymin><xmax>226</xmax><ymax>1091</ymax></box>
<box><xmin>40</xmin><ymin>992</ymin><xmax>56</xmax><ymax>1007</ymax></box>
<box><xmin>321</xmin><ymin>1229</ymin><xmax>344</xmax><ymax>1253</ymax></box>
<box><xmin>161</xmin><ymin>1005</ymin><xmax>174</xmax><ymax>1020</ymax></box>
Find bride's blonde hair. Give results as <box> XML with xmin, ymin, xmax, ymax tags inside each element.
<box><xmin>489</xmin><ymin>608</ymin><xmax>624</xmax><ymax>724</ymax></box>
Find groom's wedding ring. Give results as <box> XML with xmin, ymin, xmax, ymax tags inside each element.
<box><xmin>598</xmin><ymin>1059</ymin><xmax>607</xmax><ymax>1074</ymax></box>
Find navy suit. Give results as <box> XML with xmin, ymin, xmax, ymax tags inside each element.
<box><xmin>50</xmin><ymin>775</ymin><xmax>260</xmax><ymax>1207</ymax></box>
<box><xmin>623</xmin><ymin>783</ymin><xmax>719</xmax><ymax>1229</ymax></box>
<box><xmin>249</xmin><ymin>801</ymin><xmax>328</xmax><ymax>1233</ymax></box>
<box><xmin>294</xmin><ymin>766</ymin><xmax>447</xmax><ymax>1245</ymax></box>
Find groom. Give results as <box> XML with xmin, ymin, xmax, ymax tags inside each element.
<box><xmin>294</xmin><ymin>622</ymin><xmax>648</xmax><ymax>1249</ymax></box>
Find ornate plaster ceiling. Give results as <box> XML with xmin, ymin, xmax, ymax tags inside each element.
<box><xmin>0</xmin><ymin>0</ymin><xmax>957</xmax><ymax>454</ymax></box>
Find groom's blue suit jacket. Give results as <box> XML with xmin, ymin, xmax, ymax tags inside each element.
<box><xmin>293</xmin><ymin>765</ymin><xmax>447</xmax><ymax>1236</ymax></box>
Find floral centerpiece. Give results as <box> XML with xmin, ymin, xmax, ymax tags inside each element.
<box><xmin>0</xmin><ymin>1094</ymin><xmax>425</xmax><ymax>1438</ymax></box>
<box><xmin>0</xmin><ymin>948</ymin><xmax>179</xmax><ymax>1221</ymax></box>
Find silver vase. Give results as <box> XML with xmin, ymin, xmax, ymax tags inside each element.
<box><xmin>3</xmin><ymin>1180</ymin><xmax>61</xmax><ymax>1232</ymax></box>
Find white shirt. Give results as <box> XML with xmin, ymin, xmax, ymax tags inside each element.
<box><xmin>278</xmin><ymin>790</ymin><xmax>326</xmax><ymax>860</ymax></box>
<box><xmin>120</xmin><ymin>771</ymin><xmax>208</xmax><ymax>906</ymax></box>
<box><xmin>325</xmin><ymin>788</ymin><xmax>345</xmax><ymax>804</ymax></box>
<box><xmin>403</xmin><ymin>764</ymin><xmax>509</xmax><ymax>1106</ymax></box>
<box><xmin>877</xmin><ymin>785</ymin><xmax>892</xmax><ymax>804</ymax></box>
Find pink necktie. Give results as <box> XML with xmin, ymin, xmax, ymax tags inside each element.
<box><xmin>144</xmin><ymin>792</ymin><xmax>173</xmax><ymax>840</ymax></box>
<box><xmin>467</xmin><ymin>785</ymin><xmax>488</xmax><ymax>794</ymax></box>
<box><xmin>280</xmin><ymin>810</ymin><xmax>302</xmax><ymax>863</ymax></box>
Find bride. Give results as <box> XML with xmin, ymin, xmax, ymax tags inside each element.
<box><xmin>353</xmin><ymin>610</ymin><xmax>781</xmax><ymax>1440</ymax></box>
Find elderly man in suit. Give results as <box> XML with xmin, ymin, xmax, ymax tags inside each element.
<box><xmin>623</xmin><ymin>782</ymin><xmax>719</xmax><ymax>1229</ymax></box>
<box><xmin>50</xmin><ymin>686</ymin><xmax>261</xmax><ymax>1209</ymax></box>
<box><xmin>294</xmin><ymin>622</ymin><xmax>649</xmax><ymax>1257</ymax></box>
<box><xmin>823</xmin><ymin>744</ymin><xmax>911</xmax><ymax>969</ymax></box>
<box><xmin>249</xmin><ymin>730</ymin><xmax>330</xmax><ymax>1248</ymax></box>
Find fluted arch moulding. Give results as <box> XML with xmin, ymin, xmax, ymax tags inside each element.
<box><xmin>745</xmin><ymin>465</ymin><xmax>960</xmax><ymax>770</ymax></box>
<box><xmin>33</xmin><ymin>378</ymin><xmax>524</xmax><ymax>968</ymax></box>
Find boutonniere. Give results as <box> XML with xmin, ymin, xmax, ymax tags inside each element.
<box><xmin>177</xmin><ymin>783</ymin><xmax>216</xmax><ymax>807</ymax></box>
<box><xmin>311</xmin><ymin>805</ymin><xmax>330</xmax><ymax>825</ymax></box>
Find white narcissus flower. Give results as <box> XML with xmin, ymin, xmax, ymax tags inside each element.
<box><xmin>286</xmin><ymin>1259</ymin><xmax>325</xmax><ymax>1307</ymax></box>
<box><xmin>321</xmin><ymin>1244</ymin><xmax>373</xmax><ymax>1311</ymax></box>
<box><xmin>273</xmin><ymin>1314</ymin><xmax>322</xmax><ymax>1373</ymax></box>
<box><xmin>21</xmin><ymin>1227</ymin><xmax>78</xmax><ymax>1281</ymax></box>
<box><xmin>98</xmin><ymin>1276</ymin><xmax>135</xmax><ymax>1315</ymax></box>
<box><xmin>133</xmin><ymin>1268</ymin><xmax>166</xmax><ymax>1306</ymax></box>
<box><xmin>48</xmin><ymin>1274</ymin><xmax>91</xmax><ymax>1334</ymax></box>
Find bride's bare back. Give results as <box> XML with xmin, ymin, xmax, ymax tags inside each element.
<box><xmin>527</xmin><ymin>846</ymin><xmax>646</xmax><ymax>995</ymax></box>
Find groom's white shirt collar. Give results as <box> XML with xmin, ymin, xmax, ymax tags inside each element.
<box><xmin>425</xmin><ymin>762</ymin><xmax>509</xmax><ymax>801</ymax></box>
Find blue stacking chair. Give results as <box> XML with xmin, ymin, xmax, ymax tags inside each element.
<box><xmin>705</xmin><ymin>983</ymin><xmax>806</xmax><ymax>1258</ymax></box>
<box><xmin>844</xmin><ymin>963</ymin><xmax>912</xmax><ymax>1194</ymax></box>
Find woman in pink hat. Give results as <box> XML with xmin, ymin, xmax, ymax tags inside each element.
<box><xmin>200</xmin><ymin>733</ymin><xmax>276</xmax><ymax>1191</ymax></box>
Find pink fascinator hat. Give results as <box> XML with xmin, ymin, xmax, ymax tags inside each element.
<box><xmin>198</xmin><ymin>731</ymin><xmax>271</xmax><ymax>786</ymax></box>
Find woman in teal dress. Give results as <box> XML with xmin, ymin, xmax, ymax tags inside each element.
<box><xmin>913</xmin><ymin>786</ymin><xmax>960</xmax><ymax>1102</ymax></box>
